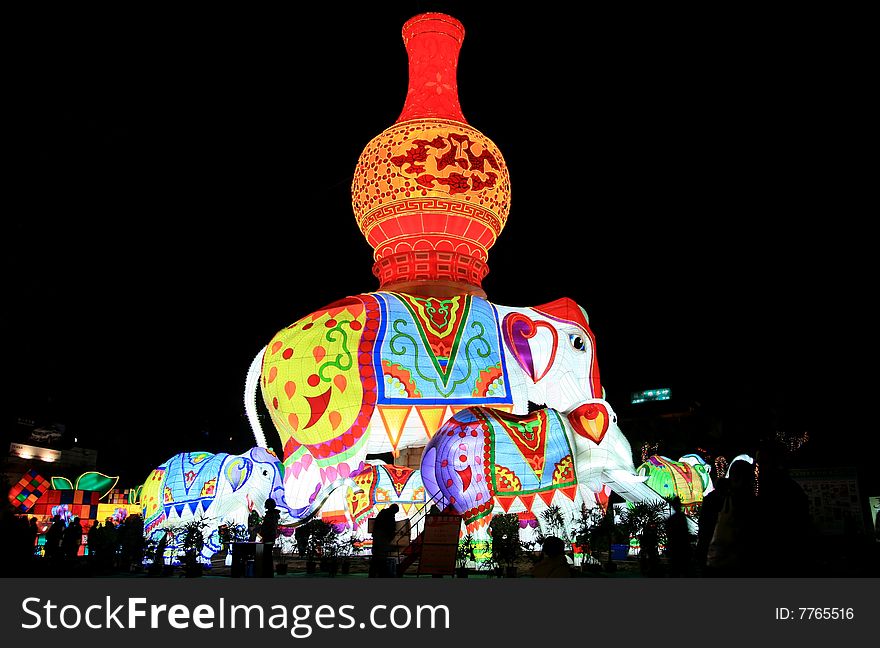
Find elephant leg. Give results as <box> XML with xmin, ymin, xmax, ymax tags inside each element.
<box><xmin>320</xmin><ymin>486</ymin><xmax>350</xmax><ymax>526</ymax></box>
<box><xmin>469</xmin><ymin>524</ymin><xmax>492</xmax><ymax>567</ymax></box>
<box><xmin>282</xmin><ymin>446</ymin><xmax>323</xmax><ymax>510</ymax></box>
<box><xmin>203</xmin><ymin>528</ymin><xmax>222</xmax><ymax>564</ymax></box>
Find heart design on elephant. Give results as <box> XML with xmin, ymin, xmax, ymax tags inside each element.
<box><xmin>567</xmin><ymin>401</ymin><xmax>610</xmax><ymax>444</ymax></box>
<box><xmin>502</xmin><ymin>312</ymin><xmax>558</xmax><ymax>383</ymax></box>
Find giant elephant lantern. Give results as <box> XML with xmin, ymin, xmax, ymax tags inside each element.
<box><xmin>231</xmin><ymin>12</ymin><xmax>669</xmax><ymax>544</ymax></box>
<box><xmin>248</xmin><ymin>294</ymin><xmax>632</xmax><ymax>515</ymax></box>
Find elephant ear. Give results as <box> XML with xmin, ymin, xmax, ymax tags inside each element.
<box><xmin>501</xmin><ymin>312</ymin><xmax>558</xmax><ymax>383</ymax></box>
<box><xmin>225</xmin><ymin>457</ymin><xmax>253</xmax><ymax>493</ymax></box>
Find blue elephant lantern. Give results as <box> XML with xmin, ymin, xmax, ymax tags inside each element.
<box><xmin>141</xmin><ymin>447</ymin><xmax>300</xmax><ymax>565</ymax></box>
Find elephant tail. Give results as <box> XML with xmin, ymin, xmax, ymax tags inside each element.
<box><xmin>283</xmin><ymin>477</ymin><xmax>362</xmax><ymax>527</ymax></box>
<box><xmin>245</xmin><ymin>346</ymin><xmax>269</xmax><ymax>448</ymax></box>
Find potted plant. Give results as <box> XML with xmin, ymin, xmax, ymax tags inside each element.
<box><xmin>488</xmin><ymin>513</ymin><xmax>523</xmax><ymax>577</ymax></box>
<box><xmin>177</xmin><ymin>518</ymin><xmax>209</xmax><ymax>578</ymax></box>
<box><xmin>540</xmin><ymin>505</ymin><xmax>571</xmax><ymax>544</ymax></box>
<box><xmin>572</xmin><ymin>503</ymin><xmax>615</xmax><ymax>571</ymax></box>
<box><xmin>455</xmin><ymin>534</ymin><xmax>475</xmax><ymax>578</ymax></box>
<box><xmin>302</xmin><ymin>518</ymin><xmax>333</xmax><ymax>575</ymax></box>
<box><xmin>619</xmin><ymin>500</ymin><xmax>668</xmax><ymax>576</ymax></box>
<box><xmin>335</xmin><ymin>532</ymin><xmax>360</xmax><ymax>574</ymax></box>
<box><xmin>219</xmin><ymin>520</ymin><xmax>249</xmax><ymax>568</ymax></box>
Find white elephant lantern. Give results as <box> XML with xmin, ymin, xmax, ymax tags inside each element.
<box><xmin>141</xmin><ymin>447</ymin><xmax>298</xmax><ymax>565</ymax></box>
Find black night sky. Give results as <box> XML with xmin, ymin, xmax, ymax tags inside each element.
<box><xmin>6</xmin><ymin>3</ymin><xmax>869</xmax><ymax>490</ymax></box>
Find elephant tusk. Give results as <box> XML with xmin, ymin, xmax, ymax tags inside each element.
<box><xmin>604</xmin><ymin>469</ymin><xmax>648</xmax><ymax>483</ymax></box>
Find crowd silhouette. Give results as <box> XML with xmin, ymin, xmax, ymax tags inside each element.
<box><xmin>0</xmin><ymin>503</ymin><xmax>146</xmax><ymax>577</ymax></box>
<box><xmin>1</xmin><ymin>438</ymin><xmax>878</xmax><ymax>578</ymax></box>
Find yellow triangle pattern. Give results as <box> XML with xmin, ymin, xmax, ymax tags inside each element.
<box><xmin>415</xmin><ymin>406</ymin><xmax>449</xmax><ymax>440</ymax></box>
<box><xmin>377</xmin><ymin>406</ymin><xmax>413</xmax><ymax>456</ymax></box>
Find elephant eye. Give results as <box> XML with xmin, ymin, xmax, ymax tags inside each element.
<box><xmin>262</xmin><ymin>469</ymin><xmax>268</xmax><ymax>477</ymax></box>
<box><xmin>570</xmin><ymin>334</ymin><xmax>586</xmax><ymax>352</ymax></box>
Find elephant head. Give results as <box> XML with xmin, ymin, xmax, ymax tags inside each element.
<box><xmin>217</xmin><ymin>447</ymin><xmax>297</xmax><ymax>524</ymax></box>
<box><xmin>496</xmin><ymin>297</ymin><xmax>612</xmax><ymax>445</ymax></box>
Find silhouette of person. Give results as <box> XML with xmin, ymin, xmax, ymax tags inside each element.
<box><xmin>369</xmin><ymin>504</ymin><xmax>399</xmax><ymax>578</ymax></box>
<box><xmin>531</xmin><ymin>536</ymin><xmax>572</xmax><ymax>577</ymax></box>
<box><xmin>62</xmin><ymin>517</ymin><xmax>83</xmax><ymax>562</ymax></box>
<box><xmin>260</xmin><ymin>499</ymin><xmax>281</xmax><ymax>544</ymax></box>
<box><xmin>294</xmin><ymin>524</ymin><xmax>309</xmax><ymax>558</ymax></box>
<box><xmin>696</xmin><ymin>477</ymin><xmax>729</xmax><ymax>574</ymax></box>
<box><xmin>26</xmin><ymin>518</ymin><xmax>38</xmax><ymax>557</ymax></box>
<box><xmin>756</xmin><ymin>439</ymin><xmax>811</xmax><ymax>576</ymax></box>
<box><xmin>258</xmin><ymin>499</ymin><xmax>281</xmax><ymax>577</ymax></box>
<box><xmin>149</xmin><ymin>530</ymin><xmax>170</xmax><ymax>576</ymax></box>
<box><xmin>705</xmin><ymin>459</ymin><xmax>758</xmax><ymax>576</ymax></box>
<box><xmin>44</xmin><ymin>515</ymin><xmax>64</xmax><ymax>561</ymax></box>
<box><xmin>87</xmin><ymin>520</ymin><xmax>100</xmax><ymax>560</ymax></box>
<box><xmin>664</xmin><ymin>497</ymin><xmax>693</xmax><ymax>577</ymax></box>
<box><xmin>639</xmin><ymin>520</ymin><xmax>661</xmax><ymax>576</ymax></box>
<box><xmin>247</xmin><ymin>509</ymin><xmax>261</xmax><ymax>542</ymax></box>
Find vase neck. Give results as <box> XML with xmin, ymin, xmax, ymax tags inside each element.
<box><xmin>396</xmin><ymin>13</ymin><xmax>467</xmax><ymax>124</ymax></box>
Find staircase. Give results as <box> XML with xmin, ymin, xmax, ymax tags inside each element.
<box><xmin>392</xmin><ymin>491</ymin><xmax>451</xmax><ymax>576</ymax></box>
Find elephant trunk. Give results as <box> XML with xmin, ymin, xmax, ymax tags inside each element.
<box><xmin>272</xmin><ymin>486</ymin><xmax>299</xmax><ymax>525</ymax></box>
<box><xmin>280</xmin><ymin>477</ymin><xmax>362</xmax><ymax>527</ymax></box>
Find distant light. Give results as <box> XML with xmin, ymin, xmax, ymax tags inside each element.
<box><xmin>631</xmin><ymin>388</ymin><xmax>671</xmax><ymax>404</ymax></box>
<box><xmin>74</xmin><ymin>437</ymin><xmax>78</xmax><ymax>443</ymax></box>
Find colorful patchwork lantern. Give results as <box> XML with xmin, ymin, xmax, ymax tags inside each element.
<box><xmin>8</xmin><ymin>469</ymin><xmax>51</xmax><ymax>513</ymax></box>
<box><xmin>31</xmin><ymin>489</ymin><xmax>100</xmax><ymax>522</ymax></box>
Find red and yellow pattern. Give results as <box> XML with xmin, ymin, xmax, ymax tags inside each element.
<box><xmin>350</xmin><ymin>14</ymin><xmax>510</xmax><ymax>294</ymax></box>
<box><xmin>551</xmin><ymin>455</ymin><xmax>575</xmax><ymax>485</ymax></box>
<box><xmin>262</xmin><ymin>296</ymin><xmax>380</xmax><ymax>465</ymax></box>
<box><xmin>347</xmin><ymin>468</ymin><xmax>377</xmax><ymax>522</ymax></box>
<box><xmin>141</xmin><ymin>468</ymin><xmax>165</xmax><ymax>532</ymax></box>
<box><xmin>494</xmin><ymin>465</ymin><xmax>522</xmax><ymax>493</ymax></box>
<box><xmin>489</xmin><ymin>409</ymin><xmax>550</xmax><ymax>480</ymax></box>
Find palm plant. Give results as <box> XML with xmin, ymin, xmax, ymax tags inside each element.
<box><xmin>488</xmin><ymin>513</ymin><xmax>523</xmax><ymax>576</ymax></box>
<box><xmin>176</xmin><ymin>517</ymin><xmax>210</xmax><ymax>577</ymax></box>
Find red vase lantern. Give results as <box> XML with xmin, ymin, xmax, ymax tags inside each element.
<box><xmin>351</xmin><ymin>13</ymin><xmax>511</xmax><ymax>298</ymax></box>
